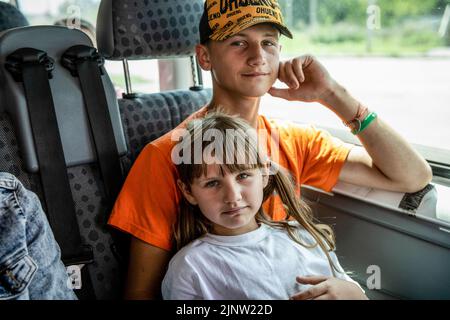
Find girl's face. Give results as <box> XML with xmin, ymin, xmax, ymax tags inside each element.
<box><xmin>178</xmin><ymin>164</ymin><xmax>268</xmax><ymax>236</ymax></box>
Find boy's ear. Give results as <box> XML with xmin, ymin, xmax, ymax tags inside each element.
<box><xmin>177</xmin><ymin>179</ymin><xmax>198</xmax><ymax>205</ymax></box>
<box><xmin>196</xmin><ymin>44</ymin><xmax>211</xmax><ymax>71</ymax></box>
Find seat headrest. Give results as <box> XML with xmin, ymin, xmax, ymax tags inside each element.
<box><xmin>0</xmin><ymin>26</ymin><xmax>127</xmax><ymax>173</ymax></box>
<box><xmin>0</xmin><ymin>2</ymin><xmax>29</xmax><ymax>32</ymax></box>
<box><xmin>97</xmin><ymin>0</ymin><xmax>204</xmax><ymax>60</ymax></box>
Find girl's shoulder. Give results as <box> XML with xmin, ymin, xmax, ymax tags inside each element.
<box><xmin>169</xmin><ymin>238</ymin><xmax>213</xmax><ymax>267</ymax></box>
<box><xmin>267</xmin><ymin>221</ymin><xmax>317</xmax><ymax>244</ymax></box>
<box><xmin>267</xmin><ymin>220</ymin><xmax>302</xmax><ymax>233</ymax></box>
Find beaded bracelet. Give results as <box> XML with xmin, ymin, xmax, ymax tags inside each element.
<box><xmin>343</xmin><ymin>103</ymin><xmax>368</xmax><ymax>134</ymax></box>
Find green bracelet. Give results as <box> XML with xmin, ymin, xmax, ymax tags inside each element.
<box><xmin>352</xmin><ymin>112</ymin><xmax>377</xmax><ymax>135</ymax></box>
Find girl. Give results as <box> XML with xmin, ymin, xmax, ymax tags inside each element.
<box><xmin>162</xmin><ymin>112</ymin><xmax>367</xmax><ymax>300</ymax></box>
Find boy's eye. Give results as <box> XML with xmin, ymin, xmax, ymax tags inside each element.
<box><xmin>263</xmin><ymin>40</ymin><xmax>278</xmax><ymax>47</ymax></box>
<box><xmin>231</xmin><ymin>40</ymin><xmax>245</xmax><ymax>47</ymax></box>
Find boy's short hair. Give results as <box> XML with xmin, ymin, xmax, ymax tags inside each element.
<box><xmin>199</xmin><ymin>0</ymin><xmax>293</xmax><ymax>44</ymax></box>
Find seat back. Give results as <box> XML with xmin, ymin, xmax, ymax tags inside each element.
<box><xmin>0</xmin><ymin>26</ymin><xmax>126</xmax><ymax>299</ymax></box>
<box><xmin>0</xmin><ymin>2</ymin><xmax>29</xmax><ymax>33</ymax></box>
<box><xmin>96</xmin><ymin>0</ymin><xmax>211</xmax><ymax>163</ymax></box>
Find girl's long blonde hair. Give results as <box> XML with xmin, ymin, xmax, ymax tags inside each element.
<box><xmin>173</xmin><ymin>111</ymin><xmax>339</xmax><ymax>274</ymax></box>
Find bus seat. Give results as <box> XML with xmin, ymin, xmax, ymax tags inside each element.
<box><xmin>0</xmin><ymin>26</ymin><xmax>126</xmax><ymax>300</ymax></box>
<box><xmin>96</xmin><ymin>0</ymin><xmax>211</xmax><ymax>166</ymax></box>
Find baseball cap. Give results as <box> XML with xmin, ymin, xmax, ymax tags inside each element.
<box><xmin>199</xmin><ymin>0</ymin><xmax>293</xmax><ymax>44</ymax></box>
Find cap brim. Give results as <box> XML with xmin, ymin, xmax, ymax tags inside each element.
<box><xmin>272</xmin><ymin>22</ymin><xmax>293</xmax><ymax>39</ymax></box>
<box><xmin>213</xmin><ymin>19</ymin><xmax>293</xmax><ymax>41</ymax></box>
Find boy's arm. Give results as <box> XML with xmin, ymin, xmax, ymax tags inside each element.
<box><xmin>325</xmin><ymin>83</ymin><xmax>432</xmax><ymax>193</ymax></box>
<box><xmin>124</xmin><ymin>236</ymin><xmax>172</xmax><ymax>300</ymax></box>
<box><xmin>269</xmin><ymin>55</ymin><xmax>432</xmax><ymax>193</ymax></box>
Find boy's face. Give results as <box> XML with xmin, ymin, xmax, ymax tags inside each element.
<box><xmin>197</xmin><ymin>24</ymin><xmax>281</xmax><ymax>98</ymax></box>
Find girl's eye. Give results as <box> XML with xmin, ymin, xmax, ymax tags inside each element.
<box><xmin>205</xmin><ymin>180</ymin><xmax>218</xmax><ymax>188</ymax></box>
<box><xmin>237</xmin><ymin>173</ymin><xmax>250</xmax><ymax>180</ymax></box>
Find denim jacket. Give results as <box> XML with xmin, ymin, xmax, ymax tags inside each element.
<box><xmin>0</xmin><ymin>172</ymin><xmax>77</xmax><ymax>300</ymax></box>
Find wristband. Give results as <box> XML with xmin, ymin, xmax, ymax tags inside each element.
<box><xmin>353</xmin><ymin>112</ymin><xmax>377</xmax><ymax>135</ymax></box>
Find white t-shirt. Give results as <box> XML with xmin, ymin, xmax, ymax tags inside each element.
<box><xmin>162</xmin><ymin>223</ymin><xmax>360</xmax><ymax>300</ymax></box>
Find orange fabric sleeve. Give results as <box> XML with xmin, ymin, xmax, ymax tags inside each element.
<box><xmin>293</xmin><ymin>125</ymin><xmax>351</xmax><ymax>192</ymax></box>
<box><xmin>108</xmin><ymin>142</ymin><xmax>180</xmax><ymax>251</ymax></box>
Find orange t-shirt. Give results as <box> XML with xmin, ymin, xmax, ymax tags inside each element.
<box><xmin>108</xmin><ymin>107</ymin><xmax>351</xmax><ymax>251</ymax></box>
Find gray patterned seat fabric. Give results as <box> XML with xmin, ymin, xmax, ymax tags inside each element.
<box><xmin>97</xmin><ymin>0</ymin><xmax>204</xmax><ymax>60</ymax></box>
<box><xmin>0</xmin><ymin>2</ymin><xmax>29</xmax><ymax>32</ymax></box>
<box><xmin>0</xmin><ymin>112</ymin><xmax>123</xmax><ymax>300</ymax></box>
<box><xmin>97</xmin><ymin>0</ymin><xmax>211</xmax><ymax>167</ymax></box>
<box><xmin>97</xmin><ymin>0</ymin><xmax>211</xmax><ymax>171</ymax></box>
<box><xmin>119</xmin><ymin>90</ymin><xmax>211</xmax><ymax>168</ymax></box>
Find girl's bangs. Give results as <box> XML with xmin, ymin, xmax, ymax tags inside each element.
<box><xmin>179</xmin><ymin>112</ymin><xmax>267</xmax><ymax>182</ymax></box>
<box><xmin>190</xmin><ymin>135</ymin><xmax>265</xmax><ymax>180</ymax></box>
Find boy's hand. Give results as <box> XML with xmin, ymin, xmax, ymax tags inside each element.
<box><xmin>290</xmin><ymin>275</ymin><xmax>368</xmax><ymax>300</ymax></box>
<box><xmin>269</xmin><ymin>55</ymin><xmax>337</xmax><ymax>103</ymax></box>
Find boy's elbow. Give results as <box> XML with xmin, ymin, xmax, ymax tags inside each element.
<box><xmin>404</xmin><ymin>163</ymin><xmax>433</xmax><ymax>193</ymax></box>
<box><xmin>424</xmin><ymin>163</ymin><xmax>433</xmax><ymax>183</ymax></box>
<box><xmin>417</xmin><ymin>162</ymin><xmax>433</xmax><ymax>190</ymax></box>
